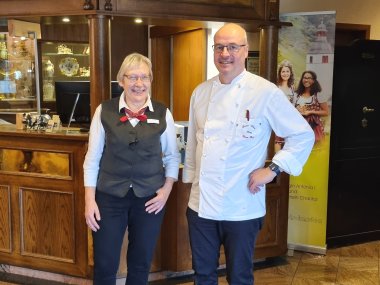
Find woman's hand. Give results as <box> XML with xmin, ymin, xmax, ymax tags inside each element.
<box><xmin>145</xmin><ymin>177</ymin><xmax>175</xmax><ymax>214</ymax></box>
<box><xmin>84</xmin><ymin>187</ymin><xmax>101</xmax><ymax>232</ymax></box>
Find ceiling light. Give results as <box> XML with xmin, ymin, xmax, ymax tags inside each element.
<box><xmin>134</xmin><ymin>18</ymin><xmax>143</xmax><ymax>24</ymax></box>
<box><xmin>62</xmin><ymin>17</ymin><xmax>70</xmax><ymax>23</ymax></box>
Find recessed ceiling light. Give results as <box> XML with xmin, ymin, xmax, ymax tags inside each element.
<box><xmin>134</xmin><ymin>18</ymin><xmax>143</xmax><ymax>24</ymax></box>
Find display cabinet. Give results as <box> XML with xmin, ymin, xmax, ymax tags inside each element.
<box><xmin>38</xmin><ymin>40</ymin><xmax>89</xmax><ymax>112</ymax></box>
<box><xmin>0</xmin><ymin>32</ymin><xmax>37</xmax><ymax>123</ymax></box>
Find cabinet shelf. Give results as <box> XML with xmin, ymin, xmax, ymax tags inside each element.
<box><xmin>44</xmin><ymin>53</ymin><xmax>88</xmax><ymax>57</ymax></box>
<box><xmin>1</xmin><ymin>98</ymin><xmax>36</xmax><ymax>102</ymax></box>
<box><xmin>38</xmin><ymin>40</ymin><xmax>90</xmax><ymax>107</ymax></box>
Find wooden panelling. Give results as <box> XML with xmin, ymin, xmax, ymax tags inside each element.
<box><xmin>110</xmin><ymin>17</ymin><xmax>149</xmax><ymax>80</ymax></box>
<box><xmin>141</xmin><ymin>0</ymin><xmax>253</xmax><ymax>6</ymax></box>
<box><xmin>41</xmin><ymin>23</ymin><xmax>89</xmax><ymax>43</ymax></box>
<box><xmin>0</xmin><ymin>185</ymin><xmax>11</xmax><ymax>253</ymax></box>
<box><xmin>1</xmin><ymin>149</ymin><xmax>70</xmax><ymax>178</ymax></box>
<box><xmin>0</xmin><ymin>126</ymin><xmax>89</xmax><ymax>277</ymax></box>
<box><xmin>20</xmin><ymin>187</ymin><xmax>74</xmax><ymax>262</ymax></box>
<box><xmin>255</xmin><ymin>173</ymin><xmax>289</xmax><ymax>258</ymax></box>
<box><xmin>151</xmin><ymin>37</ymin><xmax>171</xmax><ymax>108</ymax></box>
<box><xmin>0</xmin><ymin>0</ymin><xmax>87</xmax><ymax>17</ymax></box>
<box><xmin>161</xmin><ymin>173</ymin><xmax>192</xmax><ymax>271</ymax></box>
<box><xmin>114</xmin><ymin>0</ymin><xmax>264</xmax><ymax>22</ymax></box>
<box><xmin>173</xmin><ymin>29</ymin><xmax>206</xmax><ymax>121</ymax></box>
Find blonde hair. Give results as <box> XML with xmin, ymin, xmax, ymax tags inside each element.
<box><xmin>116</xmin><ymin>53</ymin><xmax>153</xmax><ymax>82</ymax></box>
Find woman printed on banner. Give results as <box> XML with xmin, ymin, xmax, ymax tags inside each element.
<box><xmin>294</xmin><ymin>70</ymin><xmax>329</xmax><ymax>143</ymax></box>
<box><xmin>277</xmin><ymin>59</ymin><xmax>296</xmax><ymax>103</ymax></box>
<box><xmin>275</xmin><ymin>59</ymin><xmax>296</xmax><ymax>151</ymax></box>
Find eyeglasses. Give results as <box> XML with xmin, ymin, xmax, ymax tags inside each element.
<box><xmin>124</xmin><ymin>74</ymin><xmax>151</xmax><ymax>83</ymax></box>
<box><xmin>212</xmin><ymin>44</ymin><xmax>246</xmax><ymax>54</ymax></box>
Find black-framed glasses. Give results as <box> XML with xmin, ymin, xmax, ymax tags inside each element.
<box><xmin>212</xmin><ymin>44</ymin><xmax>246</xmax><ymax>54</ymax></box>
<box><xmin>124</xmin><ymin>74</ymin><xmax>151</xmax><ymax>83</ymax></box>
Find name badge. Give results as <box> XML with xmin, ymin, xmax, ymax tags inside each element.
<box><xmin>147</xmin><ymin>119</ymin><xmax>159</xmax><ymax>124</ymax></box>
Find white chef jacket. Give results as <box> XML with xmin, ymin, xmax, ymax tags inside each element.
<box><xmin>183</xmin><ymin>70</ymin><xmax>314</xmax><ymax>221</ymax></box>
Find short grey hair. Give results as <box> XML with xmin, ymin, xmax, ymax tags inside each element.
<box><xmin>116</xmin><ymin>53</ymin><xmax>153</xmax><ymax>83</ymax></box>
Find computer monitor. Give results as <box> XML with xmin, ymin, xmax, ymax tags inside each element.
<box><xmin>55</xmin><ymin>81</ymin><xmax>91</xmax><ymax>127</ymax></box>
<box><xmin>55</xmin><ymin>81</ymin><xmax>123</xmax><ymax>127</ymax></box>
<box><xmin>111</xmin><ymin>81</ymin><xmax>124</xmax><ymax>98</ymax></box>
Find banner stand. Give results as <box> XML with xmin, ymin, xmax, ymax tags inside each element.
<box><xmin>287</xmin><ymin>243</ymin><xmax>327</xmax><ymax>256</ymax></box>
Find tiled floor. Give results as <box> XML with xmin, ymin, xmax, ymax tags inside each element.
<box><xmin>1</xmin><ymin>241</ymin><xmax>379</xmax><ymax>284</ymax></box>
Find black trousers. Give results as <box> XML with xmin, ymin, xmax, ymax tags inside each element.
<box><xmin>186</xmin><ymin>207</ymin><xmax>263</xmax><ymax>285</ymax></box>
<box><xmin>92</xmin><ymin>190</ymin><xmax>165</xmax><ymax>285</ymax></box>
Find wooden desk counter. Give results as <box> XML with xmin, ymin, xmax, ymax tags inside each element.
<box><xmin>0</xmin><ymin>125</ymin><xmax>90</xmax><ymax>277</ymax></box>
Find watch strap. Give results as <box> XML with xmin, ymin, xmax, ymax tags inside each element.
<box><xmin>268</xmin><ymin>162</ymin><xmax>281</xmax><ymax>176</ymax></box>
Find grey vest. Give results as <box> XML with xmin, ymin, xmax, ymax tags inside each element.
<box><xmin>97</xmin><ymin>98</ymin><xmax>167</xmax><ymax>198</ymax></box>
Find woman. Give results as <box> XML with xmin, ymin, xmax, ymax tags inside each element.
<box><xmin>275</xmin><ymin>60</ymin><xmax>296</xmax><ymax>151</ymax></box>
<box><xmin>294</xmin><ymin>70</ymin><xmax>329</xmax><ymax>142</ymax></box>
<box><xmin>277</xmin><ymin>59</ymin><xmax>295</xmax><ymax>103</ymax></box>
<box><xmin>83</xmin><ymin>53</ymin><xmax>180</xmax><ymax>285</ymax></box>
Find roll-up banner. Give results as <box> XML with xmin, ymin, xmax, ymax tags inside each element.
<box><xmin>278</xmin><ymin>11</ymin><xmax>336</xmax><ymax>254</ymax></box>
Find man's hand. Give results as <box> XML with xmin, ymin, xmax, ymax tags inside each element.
<box><xmin>248</xmin><ymin>167</ymin><xmax>277</xmax><ymax>194</ymax></box>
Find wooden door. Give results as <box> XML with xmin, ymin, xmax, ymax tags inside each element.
<box><xmin>172</xmin><ymin>29</ymin><xmax>206</xmax><ymax>121</ymax></box>
<box><xmin>151</xmin><ymin>28</ymin><xmax>206</xmax><ymax>121</ymax></box>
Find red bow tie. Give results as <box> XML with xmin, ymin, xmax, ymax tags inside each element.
<box><xmin>120</xmin><ymin>107</ymin><xmax>147</xmax><ymax>122</ymax></box>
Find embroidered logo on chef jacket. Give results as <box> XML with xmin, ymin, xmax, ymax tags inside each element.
<box><xmin>236</xmin><ymin>115</ymin><xmax>263</xmax><ymax>139</ymax></box>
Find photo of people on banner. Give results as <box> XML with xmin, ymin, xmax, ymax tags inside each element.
<box><xmin>275</xmin><ymin>63</ymin><xmax>329</xmax><ymax>146</ymax></box>
<box><xmin>278</xmin><ymin>11</ymin><xmax>336</xmax><ymax>254</ymax></box>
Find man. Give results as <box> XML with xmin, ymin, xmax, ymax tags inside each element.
<box><xmin>183</xmin><ymin>23</ymin><xmax>314</xmax><ymax>285</ymax></box>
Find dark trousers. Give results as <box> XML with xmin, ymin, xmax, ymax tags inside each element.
<box><xmin>186</xmin><ymin>207</ymin><xmax>263</xmax><ymax>285</ymax></box>
<box><xmin>92</xmin><ymin>190</ymin><xmax>165</xmax><ymax>285</ymax></box>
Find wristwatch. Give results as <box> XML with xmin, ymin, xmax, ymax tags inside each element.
<box><xmin>268</xmin><ymin>162</ymin><xmax>281</xmax><ymax>176</ymax></box>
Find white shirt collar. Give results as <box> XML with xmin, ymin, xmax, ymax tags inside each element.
<box><xmin>214</xmin><ymin>69</ymin><xmax>247</xmax><ymax>86</ymax></box>
<box><xmin>118</xmin><ymin>93</ymin><xmax>154</xmax><ymax>113</ymax></box>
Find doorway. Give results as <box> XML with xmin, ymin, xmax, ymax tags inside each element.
<box><xmin>327</xmin><ymin>24</ymin><xmax>380</xmax><ymax>246</ymax></box>
<box><xmin>150</xmin><ymin>27</ymin><xmax>206</xmax><ymax>121</ymax></box>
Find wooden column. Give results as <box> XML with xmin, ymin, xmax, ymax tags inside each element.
<box><xmin>88</xmin><ymin>15</ymin><xmax>112</xmax><ymax>117</ymax></box>
<box><xmin>259</xmin><ymin>25</ymin><xmax>279</xmax><ymax>83</ymax></box>
<box><xmin>259</xmin><ymin>24</ymin><xmax>279</xmax><ymax>160</ymax></box>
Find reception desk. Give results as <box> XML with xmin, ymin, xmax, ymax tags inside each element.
<box><xmin>0</xmin><ymin>125</ymin><xmax>89</xmax><ymax>277</ymax></box>
<box><xmin>0</xmin><ymin>125</ymin><xmax>289</xmax><ymax>278</ymax></box>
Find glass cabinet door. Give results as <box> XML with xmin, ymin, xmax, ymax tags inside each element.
<box><xmin>0</xmin><ymin>32</ymin><xmax>37</xmax><ymax>121</ymax></box>
<box><xmin>38</xmin><ymin>40</ymin><xmax>89</xmax><ymax>112</ymax></box>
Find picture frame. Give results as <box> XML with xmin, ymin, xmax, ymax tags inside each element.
<box><xmin>245</xmin><ymin>51</ymin><xmax>259</xmax><ymax>75</ymax></box>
